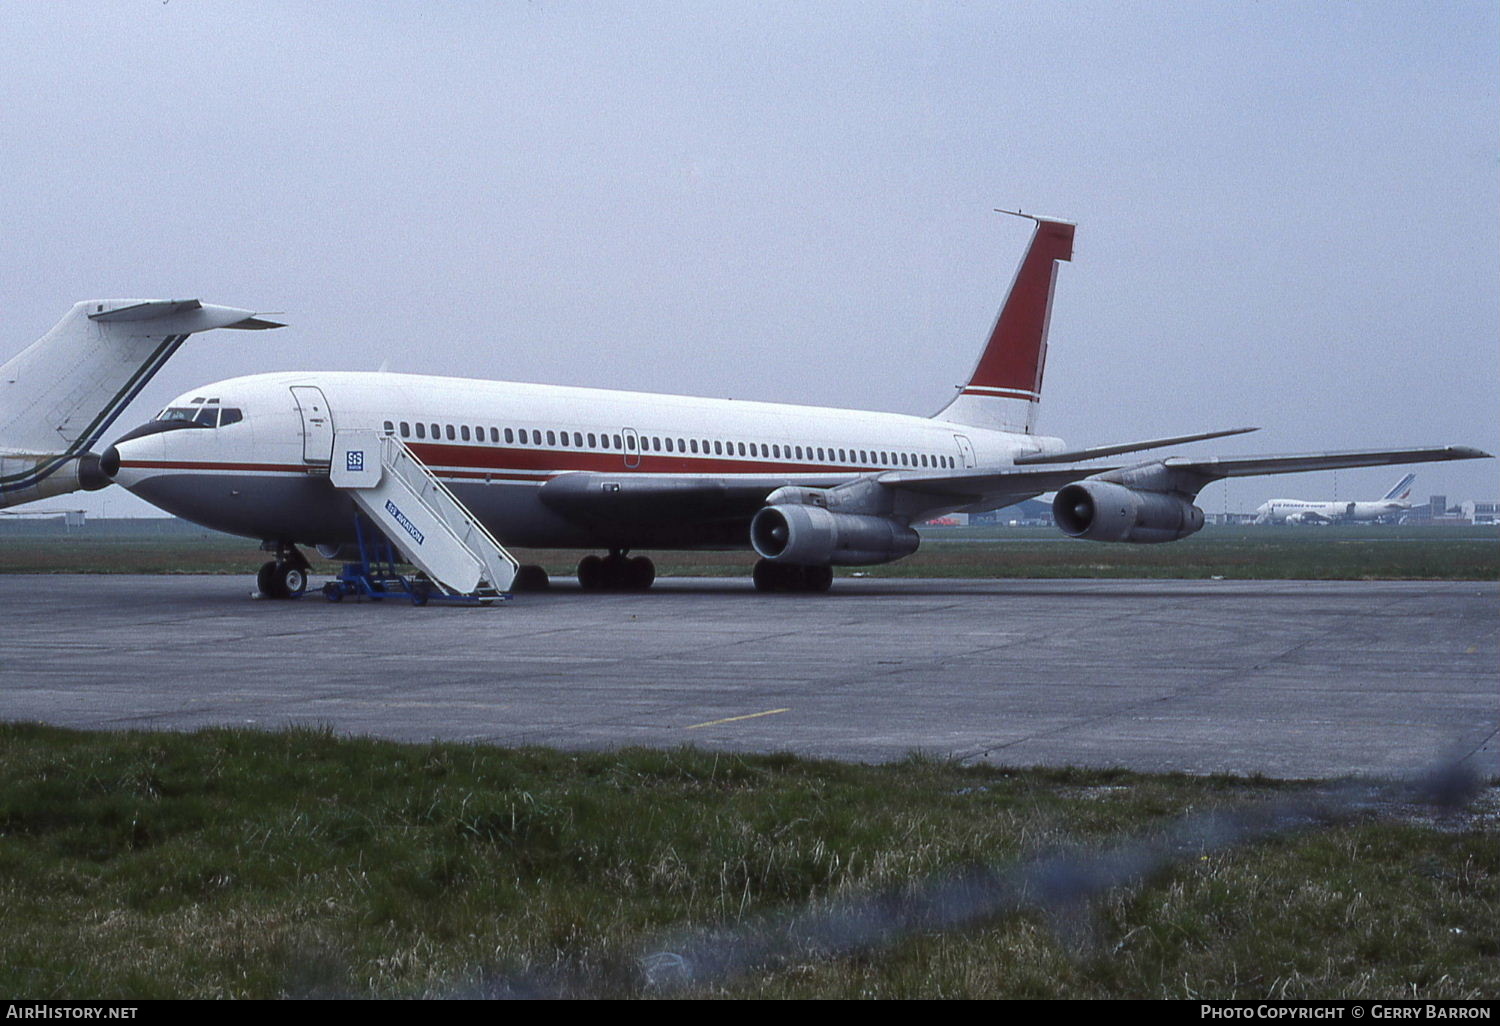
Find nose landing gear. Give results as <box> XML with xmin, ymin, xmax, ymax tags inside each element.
<box><xmin>577</xmin><ymin>549</ymin><xmax>656</xmax><ymax>590</ymax></box>
<box><xmin>256</xmin><ymin>542</ymin><xmax>312</xmax><ymax>599</ymax></box>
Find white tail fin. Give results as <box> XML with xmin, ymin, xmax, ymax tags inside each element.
<box><xmin>934</xmin><ymin>214</ymin><xmax>1075</xmax><ymax>433</ymax></box>
<box><xmin>1381</xmin><ymin>472</ymin><xmax>1416</xmax><ymax>502</ymax></box>
<box><xmin>0</xmin><ymin>299</ymin><xmax>281</xmax><ymax>507</ymax></box>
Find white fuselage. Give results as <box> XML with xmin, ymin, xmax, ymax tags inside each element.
<box><xmin>1254</xmin><ymin>497</ymin><xmax>1410</xmax><ymax>524</ymax></box>
<box><xmin>110</xmin><ymin>371</ymin><xmax>1065</xmax><ymax>550</ymax></box>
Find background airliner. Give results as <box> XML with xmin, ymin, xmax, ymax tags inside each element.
<box><xmin>1254</xmin><ymin>473</ymin><xmax>1416</xmax><ymax>525</ymax></box>
<box><xmin>100</xmin><ymin>215</ymin><xmax>1489</xmax><ymax>597</ymax></box>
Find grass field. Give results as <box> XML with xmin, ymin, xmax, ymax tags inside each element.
<box><xmin>0</xmin><ymin>725</ymin><xmax>1494</xmax><ymax>1000</ymax></box>
<box><xmin>0</xmin><ymin>522</ymin><xmax>1495</xmax><ymax>579</ymax></box>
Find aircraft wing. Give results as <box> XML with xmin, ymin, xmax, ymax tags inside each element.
<box><xmin>877</xmin><ymin>445</ymin><xmax>1491</xmax><ymax>509</ymax></box>
<box><xmin>536</xmin><ymin>446</ymin><xmax>1488</xmax><ymax>526</ymax></box>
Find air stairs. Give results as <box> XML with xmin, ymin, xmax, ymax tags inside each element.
<box><xmin>328</xmin><ymin>431</ymin><xmax>518</xmax><ymax>603</ymax></box>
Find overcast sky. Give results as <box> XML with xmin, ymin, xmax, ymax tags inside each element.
<box><xmin>3</xmin><ymin>1</ymin><xmax>1495</xmax><ymax>518</ymax></box>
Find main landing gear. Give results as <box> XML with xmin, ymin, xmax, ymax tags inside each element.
<box><xmin>576</xmin><ymin>549</ymin><xmax>656</xmax><ymax>591</ymax></box>
<box><xmin>256</xmin><ymin>542</ymin><xmax>312</xmax><ymax>600</ymax></box>
<box><xmin>752</xmin><ymin>559</ymin><xmax>833</xmax><ymax>593</ymax></box>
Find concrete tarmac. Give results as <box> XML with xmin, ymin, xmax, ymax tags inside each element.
<box><xmin>2</xmin><ymin>575</ymin><xmax>1495</xmax><ymax>778</ymax></box>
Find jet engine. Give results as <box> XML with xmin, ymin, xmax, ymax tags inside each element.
<box><xmin>1053</xmin><ymin>480</ymin><xmax>1204</xmax><ymax>543</ymax></box>
<box><xmin>750</xmin><ymin>504</ymin><xmax>920</xmax><ymax>566</ymax></box>
<box><xmin>0</xmin><ymin>453</ymin><xmax>111</xmax><ymax>508</ymax></box>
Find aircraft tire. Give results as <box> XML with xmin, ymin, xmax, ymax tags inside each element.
<box><xmin>600</xmin><ymin>553</ymin><xmax>630</xmax><ymax>589</ymax></box>
<box><xmin>753</xmin><ymin>560</ymin><xmax>832</xmax><ymax>593</ymax></box>
<box><xmin>804</xmin><ymin>565</ymin><xmax>834</xmax><ymax>592</ymax></box>
<box><xmin>625</xmin><ymin>555</ymin><xmax>655</xmax><ymax>591</ymax></box>
<box><xmin>752</xmin><ymin>559</ymin><xmax>785</xmax><ymax>592</ymax></box>
<box><xmin>577</xmin><ymin>555</ymin><xmax>604</xmax><ymax>590</ymax></box>
<box><xmin>513</xmin><ymin>565</ymin><xmax>551</xmax><ymax>592</ymax></box>
<box><xmin>258</xmin><ymin>560</ymin><xmax>287</xmax><ymax>599</ymax></box>
<box><xmin>279</xmin><ymin>564</ymin><xmax>307</xmax><ymax>599</ymax></box>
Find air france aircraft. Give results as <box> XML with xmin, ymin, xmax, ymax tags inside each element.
<box><xmin>1254</xmin><ymin>473</ymin><xmax>1417</xmax><ymax>525</ymax></box>
<box><xmin>0</xmin><ymin>300</ymin><xmax>282</xmax><ymax>510</ymax></box>
<box><xmin>99</xmin><ymin>215</ymin><xmax>1489</xmax><ymax>597</ymax></box>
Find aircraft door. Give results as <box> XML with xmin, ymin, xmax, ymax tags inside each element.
<box><xmin>291</xmin><ymin>386</ymin><xmax>334</xmax><ymax>464</ymax></box>
<box><xmin>954</xmin><ymin>434</ymin><xmax>977</xmax><ymax>469</ymax></box>
<box><xmin>622</xmin><ymin>428</ymin><xmax>640</xmax><ymax>469</ymax></box>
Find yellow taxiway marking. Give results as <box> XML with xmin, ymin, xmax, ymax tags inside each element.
<box><xmin>686</xmin><ymin>708</ymin><xmax>791</xmax><ymax>730</ymax></box>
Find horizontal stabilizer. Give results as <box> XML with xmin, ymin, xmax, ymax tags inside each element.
<box><xmin>87</xmin><ymin>299</ymin><xmax>285</xmax><ymax>332</ymax></box>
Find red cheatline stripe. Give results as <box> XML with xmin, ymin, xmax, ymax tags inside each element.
<box><xmin>119</xmin><ymin>443</ymin><xmax>946</xmax><ymax>479</ymax></box>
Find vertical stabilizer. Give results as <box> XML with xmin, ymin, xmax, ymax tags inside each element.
<box><xmin>1382</xmin><ymin>472</ymin><xmax>1416</xmax><ymax>502</ymax></box>
<box><xmin>934</xmin><ymin>214</ymin><xmax>1074</xmax><ymax>433</ymax></box>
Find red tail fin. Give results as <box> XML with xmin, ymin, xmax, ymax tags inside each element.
<box><xmin>936</xmin><ymin>214</ymin><xmax>1074</xmax><ymax>432</ymax></box>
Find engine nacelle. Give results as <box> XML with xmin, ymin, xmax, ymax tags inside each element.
<box><xmin>1053</xmin><ymin>481</ymin><xmax>1204</xmax><ymax>544</ymax></box>
<box><xmin>750</xmin><ymin>504</ymin><xmax>920</xmax><ymax>566</ymax></box>
<box><xmin>0</xmin><ymin>453</ymin><xmax>111</xmax><ymax>510</ymax></box>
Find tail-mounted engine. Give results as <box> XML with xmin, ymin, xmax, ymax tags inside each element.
<box><xmin>750</xmin><ymin>484</ymin><xmax>920</xmax><ymax>566</ymax></box>
<box><xmin>1053</xmin><ymin>479</ymin><xmax>1204</xmax><ymax>544</ymax></box>
<box><xmin>0</xmin><ymin>453</ymin><xmax>111</xmax><ymax>509</ymax></box>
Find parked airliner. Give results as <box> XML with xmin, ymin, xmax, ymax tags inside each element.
<box><xmin>0</xmin><ymin>299</ymin><xmax>281</xmax><ymax>509</ymax></box>
<box><xmin>99</xmin><ymin>215</ymin><xmax>1489</xmax><ymax>596</ymax></box>
<box><xmin>1254</xmin><ymin>473</ymin><xmax>1417</xmax><ymax>525</ymax></box>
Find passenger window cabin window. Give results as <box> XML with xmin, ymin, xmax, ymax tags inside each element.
<box><xmin>416</xmin><ymin>423</ymin><xmax>426</xmax><ymax>439</ymax></box>
<box><xmin>547</xmin><ymin>430</ymin><xmax>556</xmax><ymax>446</ymax></box>
<box><xmin>652</xmin><ymin>437</ymin><xmax>661</xmax><ymax>451</ymax></box>
<box><xmin>430</xmin><ymin>423</ymin><xmax>439</xmax><ymax>438</ymax></box>
<box><xmin>573</xmin><ymin>432</ymin><xmax>583</xmax><ymax>447</ymax></box>
<box><xmin>626</xmin><ymin>435</ymin><xmax>636</xmax><ymax>450</ymax></box>
<box><xmin>714</xmin><ymin>441</ymin><xmax>722</xmax><ymax>455</ymax></box>
<box><xmin>588</xmin><ymin>433</ymin><xmax>597</xmax><ymax>448</ymax></box>
<box><xmin>383</xmin><ymin>420</ymin><xmax>394</xmax><ymax>434</ymax></box>
<box><xmin>559</xmin><ymin>431</ymin><xmax>569</xmax><ymax>447</ymax></box>
<box><xmin>689</xmin><ymin>439</ymin><xmax>698</xmax><ymax>454</ymax></box>
<box><xmin>400</xmin><ymin>421</ymin><xmax>410</xmax><ymax>438</ymax></box>
<box><xmin>460</xmin><ymin>425</ymin><xmax>470</xmax><ymax>442</ymax></box>
<box><xmin>504</xmin><ymin>428</ymin><xmax>514</xmax><ymax>444</ymax></box>
<box><xmin>617</xmin><ymin>435</ymin><xmax>627</xmax><ymax>449</ymax></box>
<box><xmin>737</xmin><ymin>442</ymin><xmax>746</xmax><ymax>456</ymax></box>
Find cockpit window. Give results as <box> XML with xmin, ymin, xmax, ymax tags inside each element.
<box><xmin>156</xmin><ymin>405</ymin><xmax>243</xmax><ymax>428</ymax></box>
